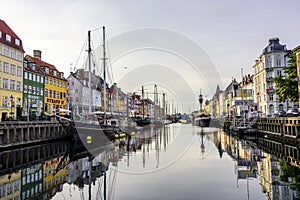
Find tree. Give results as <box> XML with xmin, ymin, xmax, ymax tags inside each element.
<box><xmin>274</xmin><ymin>53</ymin><xmax>298</xmax><ymax>106</ymax></box>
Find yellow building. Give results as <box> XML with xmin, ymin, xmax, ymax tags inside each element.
<box><xmin>26</xmin><ymin>50</ymin><xmax>68</xmax><ymax>114</ymax></box>
<box><xmin>43</xmin><ymin>156</ymin><xmax>66</xmax><ymax>198</ymax></box>
<box><xmin>0</xmin><ymin>171</ymin><xmax>21</xmax><ymax>200</ymax></box>
<box><xmin>0</xmin><ymin>19</ymin><xmax>24</xmax><ymax>121</ymax></box>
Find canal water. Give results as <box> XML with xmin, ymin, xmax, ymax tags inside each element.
<box><xmin>1</xmin><ymin>123</ymin><xmax>299</xmax><ymax>200</ymax></box>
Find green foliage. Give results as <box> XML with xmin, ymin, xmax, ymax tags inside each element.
<box><xmin>274</xmin><ymin>53</ymin><xmax>299</xmax><ymax>104</ymax></box>
<box><xmin>279</xmin><ymin>161</ymin><xmax>300</xmax><ymax>198</ymax></box>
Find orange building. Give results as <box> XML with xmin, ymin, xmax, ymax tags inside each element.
<box><xmin>293</xmin><ymin>45</ymin><xmax>300</xmax><ymax>109</ymax></box>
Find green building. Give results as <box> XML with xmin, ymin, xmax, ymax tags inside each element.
<box><xmin>23</xmin><ymin>54</ymin><xmax>45</xmax><ymax>120</ymax></box>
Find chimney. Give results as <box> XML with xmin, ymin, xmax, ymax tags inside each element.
<box><xmin>33</xmin><ymin>50</ymin><xmax>42</xmax><ymax>60</ymax></box>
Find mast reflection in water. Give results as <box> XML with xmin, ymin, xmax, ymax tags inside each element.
<box><xmin>0</xmin><ymin>124</ymin><xmax>299</xmax><ymax>200</ymax></box>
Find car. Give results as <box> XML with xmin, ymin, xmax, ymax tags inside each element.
<box><xmin>286</xmin><ymin>109</ymin><xmax>299</xmax><ymax>117</ymax></box>
<box><xmin>273</xmin><ymin>110</ymin><xmax>286</xmax><ymax>117</ymax></box>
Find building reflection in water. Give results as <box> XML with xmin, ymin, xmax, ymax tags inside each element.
<box><xmin>220</xmin><ymin>128</ymin><xmax>299</xmax><ymax>200</ymax></box>
<box><xmin>0</xmin><ymin>125</ymin><xmax>299</xmax><ymax>200</ymax></box>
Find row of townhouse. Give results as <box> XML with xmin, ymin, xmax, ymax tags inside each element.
<box><xmin>0</xmin><ymin>19</ymin><xmax>68</xmax><ymax>121</ymax></box>
<box><xmin>206</xmin><ymin>37</ymin><xmax>297</xmax><ymax>118</ymax></box>
<box><xmin>67</xmin><ymin>69</ymin><xmax>162</xmax><ymax>121</ymax></box>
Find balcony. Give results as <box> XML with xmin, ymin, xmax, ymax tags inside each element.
<box><xmin>266</xmin><ymin>77</ymin><xmax>273</xmax><ymax>82</ymax></box>
<box><xmin>266</xmin><ymin>88</ymin><xmax>274</xmax><ymax>93</ymax></box>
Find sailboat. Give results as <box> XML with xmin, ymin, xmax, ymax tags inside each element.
<box><xmin>131</xmin><ymin>86</ymin><xmax>151</xmax><ymax>127</ymax></box>
<box><xmin>194</xmin><ymin>91</ymin><xmax>211</xmax><ymax>127</ymax></box>
<box><xmin>73</xmin><ymin>26</ymin><xmax>125</xmax><ymax>140</ymax></box>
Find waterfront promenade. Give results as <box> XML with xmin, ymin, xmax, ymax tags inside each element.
<box><xmin>0</xmin><ymin>119</ymin><xmax>73</xmax><ymax>149</ymax></box>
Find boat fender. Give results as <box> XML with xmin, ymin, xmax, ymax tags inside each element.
<box><xmin>87</xmin><ymin>136</ymin><xmax>92</xmax><ymax>144</ymax></box>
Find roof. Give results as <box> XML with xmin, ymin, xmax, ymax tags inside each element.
<box><xmin>262</xmin><ymin>37</ymin><xmax>288</xmax><ymax>54</ymax></box>
<box><xmin>0</xmin><ymin>19</ymin><xmax>24</xmax><ymax>52</ymax></box>
<box><xmin>25</xmin><ymin>55</ymin><xmax>67</xmax><ymax>81</ymax></box>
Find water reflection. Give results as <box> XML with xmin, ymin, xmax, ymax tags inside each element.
<box><xmin>0</xmin><ymin>124</ymin><xmax>299</xmax><ymax>199</ymax></box>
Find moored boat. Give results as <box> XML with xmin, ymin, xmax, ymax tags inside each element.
<box><xmin>194</xmin><ymin>91</ymin><xmax>211</xmax><ymax>127</ymax></box>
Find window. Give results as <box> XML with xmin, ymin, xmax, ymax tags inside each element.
<box><xmin>0</xmin><ymin>31</ymin><xmax>1</xmax><ymax>39</ymax></box>
<box><xmin>32</xmin><ymin>86</ymin><xmax>36</xmax><ymax>94</ymax></box>
<box><xmin>37</xmin><ymin>75</ymin><xmax>40</xmax><ymax>82</ymax></box>
<box><xmin>24</xmin><ymin>71</ymin><xmax>28</xmax><ymax>79</ymax></box>
<box><xmin>3</xmin><ymin>62</ymin><xmax>8</xmax><ymax>73</ymax></box>
<box><xmin>60</xmin><ymin>81</ymin><xmax>62</xmax><ymax>87</ymax></box>
<box><xmin>10</xmin><ymin>80</ymin><xmax>15</xmax><ymax>90</ymax></box>
<box><xmin>28</xmin><ymin>86</ymin><xmax>32</xmax><ymax>94</ymax></box>
<box><xmin>41</xmin><ymin>77</ymin><xmax>44</xmax><ymax>83</ymax></box>
<box><xmin>11</xmin><ymin>49</ymin><xmax>16</xmax><ymax>59</ymax></box>
<box><xmin>15</xmin><ymin>38</ymin><xmax>20</xmax><ymax>46</ymax></box>
<box><xmin>0</xmin><ymin>184</ymin><xmax>5</xmax><ymax>197</ymax></box>
<box><xmin>6</xmin><ymin>34</ymin><xmax>11</xmax><ymax>42</ymax></box>
<box><xmin>2</xmin><ymin>96</ymin><xmax>8</xmax><ymax>107</ymax></box>
<box><xmin>269</xmin><ymin>94</ymin><xmax>274</xmax><ymax>101</ymax></box>
<box><xmin>4</xmin><ymin>46</ymin><xmax>8</xmax><ymax>56</ymax></box>
<box><xmin>14</xmin><ymin>180</ymin><xmax>19</xmax><ymax>192</ymax></box>
<box><xmin>45</xmin><ymin>77</ymin><xmax>48</xmax><ymax>84</ymax></box>
<box><xmin>17</xmin><ymin>51</ymin><xmax>22</xmax><ymax>61</ymax></box>
<box><xmin>10</xmin><ymin>64</ymin><xmax>15</xmax><ymax>74</ymax></box>
<box><xmin>16</xmin><ymin>66</ymin><xmax>21</xmax><ymax>76</ymax></box>
<box><xmin>54</xmin><ymin>79</ymin><xmax>56</xmax><ymax>86</ymax></box>
<box><xmin>17</xmin><ymin>81</ymin><xmax>21</xmax><ymax>91</ymax></box>
<box><xmin>49</xmin><ymin>90</ymin><xmax>52</xmax><ymax>98</ymax></box>
<box><xmin>53</xmin><ymin>91</ymin><xmax>56</xmax><ymax>99</ymax></box>
<box><xmin>24</xmin><ymin>85</ymin><xmax>27</xmax><ymax>93</ymax></box>
<box><xmin>0</xmin><ymin>44</ymin><xmax>2</xmax><ymax>54</ymax></box>
<box><xmin>3</xmin><ymin>78</ymin><xmax>8</xmax><ymax>89</ymax></box>
<box><xmin>33</xmin><ymin>74</ymin><xmax>36</xmax><ymax>81</ymax></box>
<box><xmin>50</xmin><ymin>78</ymin><xmax>52</xmax><ymax>85</ymax></box>
<box><xmin>53</xmin><ymin>70</ymin><xmax>57</xmax><ymax>76</ymax></box>
<box><xmin>28</xmin><ymin>73</ymin><xmax>32</xmax><ymax>80</ymax></box>
<box><xmin>45</xmin><ymin>67</ymin><xmax>49</xmax><ymax>74</ymax></box>
<box><xmin>36</xmin><ymin>87</ymin><xmax>40</xmax><ymax>95</ymax></box>
<box><xmin>45</xmin><ymin>89</ymin><xmax>48</xmax><ymax>97</ymax></box>
<box><xmin>7</xmin><ymin>182</ymin><xmax>12</xmax><ymax>195</ymax></box>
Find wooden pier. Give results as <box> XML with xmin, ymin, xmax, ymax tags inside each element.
<box><xmin>0</xmin><ymin>120</ymin><xmax>73</xmax><ymax>149</ymax></box>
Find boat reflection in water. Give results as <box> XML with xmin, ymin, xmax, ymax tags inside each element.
<box><xmin>0</xmin><ymin>124</ymin><xmax>299</xmax><ymax>200</ymax></box>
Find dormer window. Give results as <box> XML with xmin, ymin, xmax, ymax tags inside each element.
<box><xmin>0</xmin><ymin>31</ymin><xmax>2</xmax><ymax>39</ymax></box>
<box><xmin>15</xmin><ymin>39</ymin><xmax>20</xmax><ymax>46</ymax></box>
<box><xmin>32</xmin><ymin>63</ymin><xmax>36</xmax><ymax>71</ymax></box>
<box><xmin>6</xmin><ymin>34</ymin><xmax>11</xmax><ymax>42</ymax></box>
<box><xmin>60</xmin><ymin>72</ymin><xmax>64</xmax><ymax>78</ymax></box>
<box><xmin>53</xmin><ymin>70</ymin><xmax>57</xmax><ymax>76</ymax></box>
<box><xmin>45</xmin><ymin>67</ymin><xmax>49</xmax><ymax>74</ymax></box>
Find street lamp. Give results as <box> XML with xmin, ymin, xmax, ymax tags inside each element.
<box><xmin>10</xmin><ymin>95</ymin><xmax>13</xmax><ymax>120</ymax></box>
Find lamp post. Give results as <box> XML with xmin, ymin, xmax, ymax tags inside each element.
<box><xmin>10</xmin><ymin>95</ymin><xmax>13</xmax><ymax>120</ymax></box>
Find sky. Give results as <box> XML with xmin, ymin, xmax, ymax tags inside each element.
<box><xmin>2</xmin><ymin>0</ymin><xmax>299</xmax><ymax>112</ymax></box>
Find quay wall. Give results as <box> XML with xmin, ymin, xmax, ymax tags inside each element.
<box><xmin>257</xmin><ymin>117</ymin><xmax>300</xmax><ymax>145</ymax></box>
<box><xmin>0</xmin><ymin>120</ymin><xmax>73</xmax><ymax>149</ymax></box>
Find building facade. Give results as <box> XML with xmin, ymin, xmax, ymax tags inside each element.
<box><xmin>26</xmin><ymin>50</ymin><xmax>67</xmax><ymax>114</ymax></box>
<box><xmin>293</xmin><ymin>45</ymin><xmax>300</xmax><ymax>109</ymax></box>
<box><xmin>253</xmin><ymin>38</ymin><xmax>291</xmax><ymax>116</ymax></box>
<box><xmin>0</xmin><ymin>19</ymin><xmax>24</xmax><ymax>121</ymax></box>
<box><xmin>23</xmin><ymin>56</ymin><xmax>45</xmax><ymax>120</ymax></box>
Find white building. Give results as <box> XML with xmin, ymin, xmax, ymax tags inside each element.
<box><xmin>253</xmin><ymin>38</ymin><xmax>292</xmax><ymax>116</ymax></box>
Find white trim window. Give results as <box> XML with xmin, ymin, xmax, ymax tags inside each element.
<box><xmin>15</xmin><ymin>38</ymin><xmax>20</xmax><ymax>46</ymax></box>
<box><xmin>17</xmin><ymin>81</ymin><xmax>21</xmax><ymax>91</ymax></box>
<box><xmin>17</xmin><ymin>66</ymin><xmax>22</xmax><ymax>76</ymax></box>
<box><xmin>10</xmin><ymin>80</ymin><xmax>15</xmax><ymax>90</ymax></box>
<box><xmin>11</xmin><ymin>49</ymin><xmax>16</xmax><ymax>59</ymax></box>
<box><xmin>17</xmin><ymin>51</ymin><xmax>22</xmax><ymax>61</ymax></box>
<box><xmin>6</xmin><ymin>34</ymin><xmax>11</xmax><ymax>42</ymax></box>
<box><xmin>10</xmin><ymin>64</ymin><xmax>15</xmax><ymax>74</ymax></box>
<box><xmin>3</xmin><ymin>62</ymin><xmax>8</xmax><ymax>73</ymax></box>
<box><xmin>4</xmin><ymin>46</ymin><xmax>8</xmax><ymax>56</ymax></box>
<box><xmin>3</xmin><ymin>78</ymin><xmax>8</xmax><ymax>89</ymax></box>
